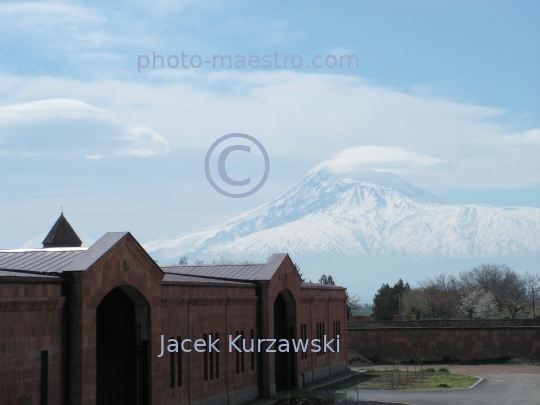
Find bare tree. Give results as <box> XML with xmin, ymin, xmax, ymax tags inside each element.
<box><xmin>417</xmin><ymin>275</ymin><xmax>461</xmax><ymax>318</ymax></box>
<box><xmin>410</xmin><ymin>266</ymin><xmax>540</xmax><ymax>319</ymax></box>
<box><xmin>211</xmin><ymin>254</ymin><xmax>254</xmax><ymax>265</ymax></box>
<box><xmin>506</xmin><ymin>299</ymin><xmax>530</xmax><ymax>319</ymax></box>
<box><xmin>346</xmin><ymin>293</ymin><xmax>362</xmax><ymax>316</ymax></box>
<box><xmin>178</xmin><ymin>255</ymin><xmax>188</xmax><ymax>265</ymax></box>
<box><xmin>401</xmin><ymin>288</ymin><xmax>429</xmax><ymax>319</ymax></box>
<box><xmin>524</xmin><ymin>272</ymin><xmax>540</xmax><ymax>300</ymax></box>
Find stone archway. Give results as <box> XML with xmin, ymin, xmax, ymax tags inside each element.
<box><xmin>96</xmin><ymin>286</ymin><xmax>149</xmax><ymax>405</ymax></box>
<box><xmin>273</xmin><ymin>289</ymin><xmax>297</xmax><ymax>390</ymax></box>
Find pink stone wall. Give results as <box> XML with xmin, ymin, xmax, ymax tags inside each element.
<box><xmin>0</xmin><ymin>281</ymin><xmax>65</xmax><ymax>405</ymax></box>
<box><xmin>348</xmin><ymin>320</ymin><xmax>540</xmax><ymax>362</ymax></box>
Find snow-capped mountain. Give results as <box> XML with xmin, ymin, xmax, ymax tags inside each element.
<box><xmin>145</xmin><ymin>169</ymin><xmax>540</xmax><ymax>261</ymax></box>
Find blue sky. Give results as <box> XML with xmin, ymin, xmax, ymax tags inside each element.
<box><xmin>0</xmin><ymin>0</ymin><xmax>539</xmax><ymax>249</ymax></box>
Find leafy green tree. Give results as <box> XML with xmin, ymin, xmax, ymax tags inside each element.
<box><xmin>372</xmin><ymin>279</ymin><xmax>410</xmax><ymax>320</ymax></box>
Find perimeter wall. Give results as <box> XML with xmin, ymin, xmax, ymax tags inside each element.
<box><xmin>347</xmin><ymin>319</ymin><xmax>540</xmax><ymax>362</ymax></box>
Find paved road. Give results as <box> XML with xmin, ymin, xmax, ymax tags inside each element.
<box><xmin>346</xmin><ymin>365</ymin><xmax>540</xmax><ymax>405</ymax></box>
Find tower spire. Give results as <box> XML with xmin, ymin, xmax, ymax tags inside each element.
<box><xmin>42</xmin><ymin>213</ymin><xmax>83</xmax><ymax>248</ymax></box>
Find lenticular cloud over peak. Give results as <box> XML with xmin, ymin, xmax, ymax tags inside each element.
<box><xmin>0</xmin><ymin>98</ymin><xmax>169</xmax><ymax>159</ymax></box>
<box><xmin>310</xmin><ymin>145</ymin><xmax>446</xmax><ymax>175</ymax></box>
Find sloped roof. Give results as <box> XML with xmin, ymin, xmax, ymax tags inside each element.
<box><xmin>0</xmin><ymin>269</ymin><xmax>61</xmax><ymax>279</ymax></box>
<box><xmin>0</xmin><ymin>248</ymin><xmax>86</xmax><ymax>274</ymax></box>
<box><xmin>163</xmin><ymin>273</ymin><xmax>255</xmax><ymax>285</ymax></box>
<box><xmin>0</xmin><ymin>233</ymin><xmax>129</xmax><ymax>276</ymax></box>
<box><xmin>162</xmin><ymin>264</ymin><xmax>266</xmax><ymax>281</ymax></box>
<box><xmin>42</xmin><ymin>214</ymin><xmax>83</xmax><ymax>248</ymax></box>
<box><xmin>0</xmin><ymin>235</ymin><xmax>294</xmax><ymax>287</ymax></box>
<box><xmin>60</xmin><ymin>232</ymin><xmax>128</xmax><ymax>272</ymax></box>
<box><xmin>161</xmin><ymin>253</ymin><xmax>290</xmax><ymax>282</ymax></box>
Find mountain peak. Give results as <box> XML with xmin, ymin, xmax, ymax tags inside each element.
<box><xmin>145</xmin><ymin>169</ymin><xmax>540</xmax><ymax>262</ymax></box>
<box><xmin>301</xmin><ymin>168</ymin><xmax>452</xmax><ymax>206</ymax></box>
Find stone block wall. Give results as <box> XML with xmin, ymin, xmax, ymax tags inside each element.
<box><xmin>160</xmin><ymin>283</ymin><xmax>259</xmax><ymax>405</ymax></box>
<box><xmin>348</xmin><ymin>319</ymin><xmax>540</xmax><ymax>362</ymax></box>
<box><xmin>0</xmin><ymin>281</ymin><xmax>65</xmax><ymax>405</ymax></box>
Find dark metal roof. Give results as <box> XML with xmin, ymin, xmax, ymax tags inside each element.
<box><xmin>61</xmin><ymin>232</ymin><xmax>129</xmax><ymax>272</ymax></box>
<box><xmin>163</xmin><ymin>273</ymin><xmax>255</xmax><ymax>285</ymax></box>
<box><xmin>162</xmin><ymin>264</ymin><xmax>266</xmax><ymax>281</ymax></box>
<box><xmin>161</xmin><ymin>254</ymin><xmax>292</xmax><ymax>282</ymax></box>
<box><xmin>0</xmin><ymin>233</ymin><xmax>142</xmax><ymax>279</ymax></box>
<box><xmin>301</xmin><ymin>281</ymin><xmax>345</xmax><ymax>290</ymax></box>
<box><xmin>0</xmin><ymin>237</ymin><xmax>292</xmax><ymax>288</ymax></box>
<box><xmin>0</xmin><ymin>249</ymin><xmax>86</xmax><ymax>273</ymax></box>
<box><xmin>42</xmin><ymin>213</ymin><xmax>83</xmax><ymax>248</ymax></box>
<box><xmin>0</xmin><ymin>269</ymin><xmax>61</xmax><ymax>279</ymax></box>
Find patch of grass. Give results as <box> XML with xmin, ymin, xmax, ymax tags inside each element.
<box><xmin>406</xmin><ymin>373</ymin><xmax>477</xmax><ymax>391</ymax></box>
<box><xmin>278</xmin><ymin>395</ymin><xmax>331</xmax><ymax>405</ymax></box>
<box><xmin>320</xmin><ymin>371</ymin><xmax>478</xmax><ymax>391</ymax></box>
<box><xmin>421</xmin><ymin>368</ymin><xmax>436</xmax><ymax>373</ymax></box>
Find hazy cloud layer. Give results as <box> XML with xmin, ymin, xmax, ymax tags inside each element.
<box><xmin>0</xmin><ymin>98</ymin><xmax>169</xmax><ymax>158</ymax></box>
<box><xmin>1</xmin><ymin>70</ymin><xmax>536</xmax><ymax>190</ymax></box>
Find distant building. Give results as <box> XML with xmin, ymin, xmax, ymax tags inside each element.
<box><xmin>0</xmin><ymin>214</ymin><xmax>348</xmax><ymax>405</ymax></box>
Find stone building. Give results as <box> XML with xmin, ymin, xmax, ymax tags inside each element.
<box><xmin>0</xmin><ymin>214</ymin><xmax>348</xmax><ymax>405</ymax></box>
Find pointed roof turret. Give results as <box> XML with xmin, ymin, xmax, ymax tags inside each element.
<box><xmin>42</xmin><ymin>213</ymin><xmax>83</xmax><ymax>248</ymax></box>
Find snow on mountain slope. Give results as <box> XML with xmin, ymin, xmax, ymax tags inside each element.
<box><xmin>145</xmin><ymin>169</ymin><xmax>540</xmax><ymax>261</ymax></box>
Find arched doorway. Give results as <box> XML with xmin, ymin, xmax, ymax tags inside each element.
<box><xmin>273</xmin><ymin>289</ymin><xmax>296</xmax><ymax>390</ymax></box>
<box><xmin>96</xmin><ymin>287</ymin><xmax>149</xmax><ymax>405</ymax></box>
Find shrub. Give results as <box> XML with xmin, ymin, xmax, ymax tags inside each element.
<box><xmin>437</xmin><ymin>367</ymin><xmax>450</xmax><ymax>373</ymax></box>
<box><xmin>279</xmin><ymin>395</ymin><xmax>331</xmax><ymax>405</ymax></box>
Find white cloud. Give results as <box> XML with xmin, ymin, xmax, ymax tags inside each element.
<box><xmin>0</xmin><ymin>70</ymin><xmax>538</xmax><ymax>190</ymax></box>
<box><xmin>496</xmin><ymin>129</ymin><xmax>540</xmax><ymax>147</ymax></box>
<box><xmin>310</xmin><ymin>145</ymin><xmax>445</xmax><ymax>174</ymax></box>
<box><xmin>0</xmin><ymin>2</ymin><xmax>104</xmax><ymax>23</ymax></box>
<box><xmin>0</xmin><ymin>98</ymin><xmax>169</xmax><ymax>158</ymax></box>
<box><xmin>0</xmin><ymin>2</ymin><xmax>107</xmax><ymax>48</ymax></box>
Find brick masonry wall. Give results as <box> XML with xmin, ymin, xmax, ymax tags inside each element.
<box><xmin>348</xmin><ymin>319</ymin><xmax>540</xmax><ymax>362</ymax></box>
<box><xmin>268</xmin><ymin>257</ymin><xmax>348</xmax><ymax>389</ymax></box>
<box><xmin>160</xmin><ymin>283</ymin><xmax>259</xmax><ymax>405</ymax></box>
<box><xmin>68</xmin><ymin>235</ymin><xmax>164</xmax><ymax>405</ymax></box>
<box><xmin>0</xmin><ymin>281</ymin><xmax>65</xmax><ymax>405</ymax></box>
<box><xmin>257</xmin><ymin>257</ymin><xmax>348</xmax><ymax>395</ymax></box>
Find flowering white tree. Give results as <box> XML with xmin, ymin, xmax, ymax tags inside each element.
<box><xmin>459</xmin><ymin>286</ymin><xmax>499</xmax><ymax>319</ymax></box>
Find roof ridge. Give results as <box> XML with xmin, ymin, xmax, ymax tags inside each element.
<box><xmin>0</xmin><ymin>248</ymin><xmax>88</xmax><ymax>253</ymax></box>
